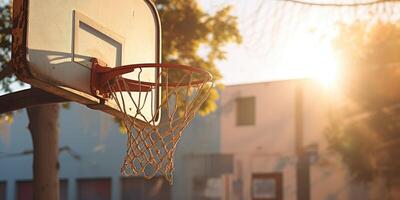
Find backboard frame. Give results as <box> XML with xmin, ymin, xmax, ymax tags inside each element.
<box><xmin>11</xmin><ymin>0</ymin><xmax>162</xmax><ymax>123</ymax></box>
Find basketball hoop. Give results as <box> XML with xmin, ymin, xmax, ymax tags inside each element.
<box><xmin>91</xmin><ymin>58</ymin><xmax>214</xmax><ymax>183</ymax></box>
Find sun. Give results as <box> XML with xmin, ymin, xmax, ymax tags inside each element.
<box><xmin>308</xmin><ymin>48</ymin><xmax>339</xmax><ymax>89</ymax></box>
<box><xmin>280</xmin><ymin>36</ymin><xmax>340</xmax><ymax>89</ymax></box>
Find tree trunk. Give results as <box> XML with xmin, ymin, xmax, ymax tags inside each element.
<box><xmin>389</xmin><ymin>182</ymin><xmax>400</xmax><ymax>200</ymax></box>
<box><xmin>27</xmin><ymin>104</ymin><xmax>60</xmax><ymax>200</ymax></box>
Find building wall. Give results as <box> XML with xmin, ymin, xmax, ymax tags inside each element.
<box><xmin>0</xmin><ymin>104</ymin><xmax>127</xmax><ymax>200</ymax></box>
<box><xmin>220</xmin><ymin>79</ymin><xmax>367</xmax><ymax>200</ymax></box>
<box><xmin>221</xmin><ymin>80</ymin><xmax>297</xmax><ymax>200</ymax></box>
<box><xmin>0</xmin><ymin>103</ymin><xmax>221</xmax><ymax>200</ymax></box>
<box><xmin>172</xmin><ymin>100</ymin><xmax>222</xmax><ymax>200</ymax></box>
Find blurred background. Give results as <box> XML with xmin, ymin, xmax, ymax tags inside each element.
<box><xmin>2</xmin><ymin>0</ymin><xmax>400</xmax><ymax>199</ymax></box>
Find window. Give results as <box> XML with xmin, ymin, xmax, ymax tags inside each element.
<box><xmin>251</xmin><ymin>173</ymin><xmax>282</xmax><ymax>200</ymax></box>
<box><xmin>77</xmin><ymin>178</ymin><xmax>111</xmax><ymax>200</ymax></box>
<box><xmin>236</xmin><ymin>96</ymin><xmax>255</xmax><ymax>126</ymax></box>
<box><xmin>121</xmin><ymin>177</ymin><xmax>171</xmax><ymax>200</ymax></box>
<box><xmin>192</xmin><ymin>176</ymin><xmax>222</xmax><ymax>200</ymax></box>
<box><xmin>0</xmin><ymin>181</ymin><xmax>5</xmax><ymax>200</ymax></box>
<box><xmin>16</xmin><ymin>180</ymin><xmax>68</xmax><ymax>200</ymax></box>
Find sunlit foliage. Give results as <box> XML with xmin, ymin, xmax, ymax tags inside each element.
<box><xmin>0</xmin><ymin>4</ymin><xmax>15</xmax><ymax>92</ymax></box>
<box><xmin>327</xmin><ymin>21</ymin><xmax>400</xmax><ymax>184</ymax></box>
<box><xmin>155</xmin><ymin>0</ymin><xmax>242</xmax><ymax>115</ymax></box>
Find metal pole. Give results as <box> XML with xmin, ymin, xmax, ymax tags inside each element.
<box><xmin>295</xmin><ymin>80</ymin><xmax>310</xmax><ymax>200</ymax></box>
<box><xmin>0</xmin><ymin>88</ymin><xmax>68</xmax><ymax>114</ymax></box>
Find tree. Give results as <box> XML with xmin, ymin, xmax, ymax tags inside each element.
<box><xmin>326</xmin><ymin>21</ymin><xmax>400</xmax><ymax>195</ymax></box>
<box><xmin>155</xmin><ymin>0</ymin><xmax>242</xmax><ymax>115</ymax></box>
<box><xmin>0</xmin><ymin>0</ymin><xmax>241</xmax><ymax>200</ymax></box>
<box><xmin>0</xmin><ymin>4</ymin><xmax>13</xmax><ymax>89</ymax></box>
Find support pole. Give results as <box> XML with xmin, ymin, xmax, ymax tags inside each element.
<box><xmin>295</xmin><ymin>81</ymin><xmax>310</xmax><ymax>200</ymax></box>
<box><xmin>0</xmin><ymin>88</ymin><xmax>68</xmax><ymax>113</ymax></box>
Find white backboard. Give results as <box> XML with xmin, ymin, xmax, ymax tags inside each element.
<box><xmin>16</xmin><ymin>0</ymin><xmax>161</xmax><ymax>123</ymax></box>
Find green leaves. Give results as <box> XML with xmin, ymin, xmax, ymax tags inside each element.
<box><xmin>154</xmin><ymin>0</ymin><xmax>241</xmax><ymax>115</ymax></box>
<box><xmin>0</xmin><ymin>4</ymin><xmax>16</xmax><ymax>92</ymax></box>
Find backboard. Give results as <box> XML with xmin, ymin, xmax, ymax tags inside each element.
<box><xmin>12</xmin><ymin>0</ymin><xmax>161</xmax><ymax>123</ymax></box>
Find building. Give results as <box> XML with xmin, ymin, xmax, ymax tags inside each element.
<box><xmin>0</xmin><ymin>95</ymin><xmax>223</xmax><ymax>200</ymax></box>
<box><xmin>0</xmin><ymin>79</ymin><xmax>370</xmax><ymax>200</ymax></box>
<box><xmin>218</xmin><ymin>79</ymin><xmax>367</xmax><ymax>200</ymax></box>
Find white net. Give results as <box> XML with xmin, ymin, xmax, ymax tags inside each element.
<box><xmin>105</xmin><ymin>64</ymin><xmax>214</xmax><ymax>184</ymax></box>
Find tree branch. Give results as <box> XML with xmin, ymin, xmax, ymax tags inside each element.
<box><xmin>0</xmin><ymin>65</ymin><xmax>14</xmax><ymax>80</ymax></box>
<box><xmin>0</xmin><ymin>88</ymin><xmax>69</xmax><ymax>113</ymax></box>
<box><xmin>281</xmin><ymin>0</ymin><xmax>400</xmax><ymax>7</ymax></box>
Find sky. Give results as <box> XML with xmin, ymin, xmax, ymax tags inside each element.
<box><xmin>199</xmin><ymin>0</ymin><xmax>400</xmax><ymax>86</ymax></box>
<box><xmin>198</xmin><ymin>0</ymin><xmax>340</xmax><ymax>86</ymax></box>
